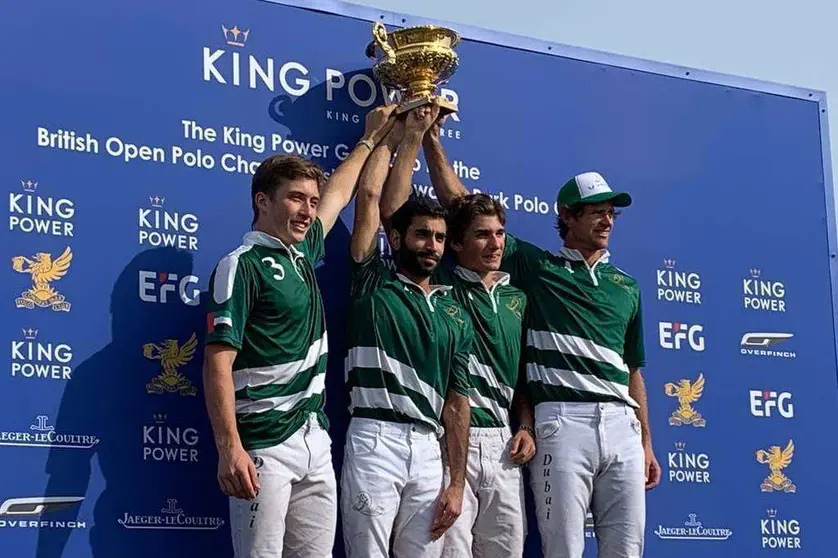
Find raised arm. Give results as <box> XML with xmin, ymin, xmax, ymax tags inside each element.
<box><xmin>351</xmin><ymin>121</ymin><xmax>404</xmax><ymax>263</ymax></box>
<box><xmin>422</xmin><ymin>111</ymin><xmax>468</xmax><ymax>208</ymax></box>
<box><xmin>379</xmin><ymin>104</ymin><xmax>440</xmax><ymax>234</ymax></box>
<box><xmin>317</xmin><ymin>104</ymin><xmax>397</xmax><ymax>236</ymax></box>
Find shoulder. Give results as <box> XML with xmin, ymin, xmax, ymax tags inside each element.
<box><xmin>603</xmin><ymin>262</ymin><xmax>641</xmax><ymax>297</ymax></box>
<box><xmin>213</xmin><ymin>243</ymin><xmax>259</xmax><ymax>275</ymax></box>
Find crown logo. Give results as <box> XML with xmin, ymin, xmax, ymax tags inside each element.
<box><xmin>663</xmin><ymin>258</ymin><xmax>676</xmax><ymax>269</ymax></box>
<box><xmin>750</xmin><ymin>268</ymin><xmax>761</xmax><ymax>278</ymax></box>
<box><xmin>21</xmin><ymin>180</ymin><xmax>38</xmax><ymax>193</ymax></box>
<box><xmin>149</xmin><ymin>196</ymin><xmax>165</xmax><ymax>208</ymax></box>
<box><xmin>674</xmin><ymin>441</ymin><xmax>686</xmax><ymax>451</ymax></box>
<box><xmin>22</xmin><ymin>327</ymin><xmax>39</xmax><ymax>340</ymax></box>
<box><xmin>766</xmin><ymin>509</ymin><xmax>777</xmax><ymax>518</ymax></box>
<box><xmin>222</xmin><ymin>25</ymin><xmax>250</xmax><ymax>47</ymax></box>
<box><xmin>153</xmin><ymin>413</ymin><xmax>167</xmax><ymax>423</ymax></box>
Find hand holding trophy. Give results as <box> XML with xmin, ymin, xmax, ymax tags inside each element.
<box><xmin>365</xmin><ymin>21</ymin><xmax>461</xmax><ymax>116</ymax></box>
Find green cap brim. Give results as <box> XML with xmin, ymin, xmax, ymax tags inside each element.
<box><xmin>578</xmin><ymin>191</ymin><xmax>632</xmax><ymax>207</ymax></box>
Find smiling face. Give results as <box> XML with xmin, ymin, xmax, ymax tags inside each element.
<box><xmin>250</xmin><ymin>154</ymin><xmax>325</xmax><ymax>245</ymax></box>
<box><xmin>255</xmin><ymin>177</ymin><xmax>320</xmax><ymax>245</ymax></box>
<box><xmin>391</xmin><ymin>215</ymin><xmax>447</xmax><ymax>278</ymax></box>
<box><xmin>452</xmin><ymin>214</ymin><xmax>505</xmax><ymax>273</ymax></box>
<box><xmin>561</xmin><ymin>201</ymin><xmax>619</xmax><ymax>251</ymax></box>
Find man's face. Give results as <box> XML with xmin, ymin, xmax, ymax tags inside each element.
<box><xmin>563</xmin><ymin>201</ymin><xmax>618</xmax><ymax>251</ymax></box>
<box><xmin>392</xmin><ymin>216</ymin><xmax>447</xmax><ymax>277</ymax></box>
<box><xmin>453</xmin><ymin>215</ymin><xmax>505</xmax><ymax>273</ymax></box>
<box><xmin>256</xmin><ymin>178</ymin><xmax>319</xmax><ymax>244</ymax></box>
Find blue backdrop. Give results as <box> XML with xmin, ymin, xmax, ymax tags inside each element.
<box><xmin>2</xmin><ymin>0</ymin><xmax>836</xmax><ymax>556</ymax></box>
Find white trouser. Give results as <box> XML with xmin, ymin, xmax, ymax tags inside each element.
<box><xmin>442</xmin><ymin>427</ymin><xmax>526</xmax><ymax>558</ymax></box>
<box><xmin>340</xmin><ymin>417</ymin><xmax>444</xmax><ymax>558</ymax></box>
<box><xmin>230</xmin><ymin>413</ymin><xmax>337</xmax><ymax>558</ymax></box>
<box><xmin>531</xmin><ymin>401</ymin><xmax>645</xmax><ymax>558</ymax></box>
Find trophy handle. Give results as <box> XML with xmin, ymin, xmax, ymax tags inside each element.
<box><xmin>372</xmin><ymin>22</ymin><xmax>396</xmax><ymax>64</ymax></box>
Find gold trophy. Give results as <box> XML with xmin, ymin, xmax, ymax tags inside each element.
<box><xmin>365</xmin><ymin>21</ymin><xmax>461</xmax><ymax>115</ymax></box>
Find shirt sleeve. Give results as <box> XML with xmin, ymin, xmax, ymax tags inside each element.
<box><xmin>205</xmin><ymin>252</ymin><xmax>258</xmax><ymax>350</ymax></box>
<box><xmin>501</xmin><ymin>233</ymin><xmax>546</xmax><ymax>288</ymax></box>
<box><xmin>349</xmin><ymin>246</ymin><xmax>391</xmax><ymax>300</ymax></box>
<box><xmin>299</xmin><ymin>217</ymin><xmax>325</xmax><ymax>266</ymax></box>
<box><xmin>448</xmin><ymin>310</ymin><xmax>474</xmax><ymax>397</ymax></box>
<box><xmin>623</xmin><ymin>288</ymin><xmax>646</xmax><ymax>369</ymax></box>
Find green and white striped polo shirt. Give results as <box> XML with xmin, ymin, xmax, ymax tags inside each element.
<box><xmin>434</xmin><ymin>265</ymin><xmax>527</xmax><ymax>428</ymax></box>
<box><xmin>345</xmin><ymin>249</ymin><xmax>473</xmax><ymax>436</ymax></box>
<box><xmin>205</xmin><ymin>220</ymin><xmax>328</xmax><ymax>450</ymax></box>
<box><xmin>501</xmin><ymin>234</ymin><xmax>645</xmax><ymax>408</ymax></box>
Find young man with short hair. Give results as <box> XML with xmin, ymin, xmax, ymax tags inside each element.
<box><xmin>340</xmin><ymin>106</ymin><xmax>472</xmax><ymax>558</ymax></box>
<box><xmin>422</xmin><ymin>110</ymin><xmax>661</xmax><ymax>558</ymax></box>
<box><xmin>380</xmin><ymin>107</ymin><xmax>536</xmax><ymax>557</ymax></box>
<box><xmin>202</xmin><ymin>104</ymin><xmax>397</xmax><ymax>557</ymax></box>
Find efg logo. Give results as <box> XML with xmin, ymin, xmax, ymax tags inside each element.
<box><xmin>139</xmin><ymin>196</ymin><xmax>199</xmax><ymax>251</ymax></box>
<box><xmin>201</xmin><ymin>25</ymin><xmax>462</xmax><ymax>131</ymax></box>
<box><xmin>138</xmin><ymin>270</ymin><xmax>200</xmax><ymax>306</ymax></box>
<box><xmin>749</xmin><ymin>390</ymin><xmax>794</xmax><ymax>419</ymax></box>
<box><xmin>659</xmin><ymin>321</ymin><xmax>705</xmax><ymax>351</ymax></box>
<box><xmin>9</xmin><ymin>179</ymin><xmax>75</xmax><ymax>237</ymax></box>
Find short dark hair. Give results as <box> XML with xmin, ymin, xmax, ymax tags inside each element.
<box><xmin>555</xmin><ymin>203</ymin><xmax>586</xmax><ymax>239</ymax></box>
<box><xmin>251</xmin><ymin>154</ymin><xmax>326</xmax><ymax>226</ymax></box>
<box><xmin>390</xmin><ymin>195</ymin><xmax>448</xmax><ymax>239</ymax></box>
<box><xmin>446</xmin><ymin>193</ymin><xmax>506</xmax><ymax>245</ymax></box>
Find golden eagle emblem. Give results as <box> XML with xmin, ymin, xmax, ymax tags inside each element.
<box><xmin>444</xmin><ymin>304</ymin><xmax>465</xmax><ymax>326</ymax></box>
<box><xmin>664</xmin><ymin>372</ymin><xmax>706</xmax><ymax>427</ymax></box>
<box><xmin>756</xmin><ymin>439</ymin><xmax>796</xmax><ymax>493</ymax></box>
<box><xmin>143</xmin><ymin>332</ymin><xmax>198</xmax><ymax>396</ymax></box>
<box><xmin>11</xmin><ymin>247</ymin><xmax>72</xmax><ymax>312</ymax></box>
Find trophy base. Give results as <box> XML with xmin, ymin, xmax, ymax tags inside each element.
<box><xmin>395</xmin><ymin>95</ymin><xmax>458</xmax><ymax>116</ymax></box>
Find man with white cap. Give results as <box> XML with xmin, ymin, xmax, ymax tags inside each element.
<box><xmin>422</xmin><ymin>146</ymin><xmax>661</xmax><ymax>557</ymax></box>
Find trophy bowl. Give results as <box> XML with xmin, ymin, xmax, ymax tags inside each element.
<box><xmin>365</xmin><ymin>22</ymin><xmax>461</xmax><ymax>115</ymax></box>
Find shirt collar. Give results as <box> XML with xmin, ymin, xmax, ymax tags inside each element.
<box><xmin>243</xmin><ymin>231</ymin><xmax>304</xmax><ymax>258</ymax></box>
<box><xmin>453</xmin><ymin>266</ymin><xmax>511</xmax><ymax>287</ymax></box>
<box><xmin>396</xmin><ymin>272</ymin><xmax>452</xmax><ymax>296</ymax></box>
<box><xmin>558</xmin><ymin>246</ymin><xmax>610</xmax><ymax>266</ymax></box>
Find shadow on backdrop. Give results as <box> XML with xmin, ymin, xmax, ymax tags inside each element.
<box><xmin>36</xmin><ymin>247</ymin><xmax>229</xmax><ymax>558</ymax></box>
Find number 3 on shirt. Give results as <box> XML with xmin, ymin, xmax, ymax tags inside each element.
<box><xmin>261</xmin><ymin>256</ymin><xmax>285</xmax><ymax>281</ymax></box>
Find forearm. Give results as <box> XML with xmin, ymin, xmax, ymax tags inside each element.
<box><xmin>512</xmin><ymin>388</ymin><xmax>534</xmax><ymax>429</ymax></box>
<box><xmin>203</xmin><ymin>348</ymin><xmax>242</xmax><ymax>453</ymax></box>
<box><xmin>629</xmin><ymin>368</ymin><xmax>652</xmax><ymax>447</ymax></box>
<box><xmin>423</xmin><ymin>136</ymin><xmax>468</xmax><ymax>207</ymax></box>
<box><xmin>351</xmin><ymin>141</ymin><xmax>395</xmax><ymax>261</ymax></box>
<box><xmin>380</xmin><ymin>132</ymin><xmax>423</xmax><ymax>224</ymax></box>
<box><xmin>442</xmin><ymin>393</ymin><xmax>470</xmax><ymax>488</ymax></box>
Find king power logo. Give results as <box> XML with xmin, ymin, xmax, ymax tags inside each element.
<box><xmin>139</xmin><ymin>196</ymin><xmax>199</xmax><ymax>251</ymax></box>
<box><xmin>138</xmin><ymin>270</ymin><xmax>200</xmax><ymax>306</ymax></box>
<box><xmin>143</xmin><ymin>414</ymin><xmax>199</xmax><ymax>463</ymax></box>
<box><xmin>9</xmin><ymin>179</ymin><xmax>75</xmax><ymax>237</ymax></box>
<box><xmin>656</xmin><ymin>258</ymin><xmax>701</xmax><ymax>305</ymax></box>
<box><xmin>761</xmin><ymin>509</ymin><xmax>802</xmax><ymax>550</ymax></box>
<box><xmin>667</xmin><ymin>442</ymin><xmax>710</xmax><ymax>484</ymax></box>
<box><xmin>743</xmin><ymin>268</ymin><xmax>786</xmax><ymax>312</ymax></box>
<box><xmin>11</xmin><ymin>328</ymin><xmax>73</xmax><ymax>381</ymax></box>
<box><xmin>202</xmin><ymin>25</ymin><xmax>462</xmax><ymax>128</ymax></box>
